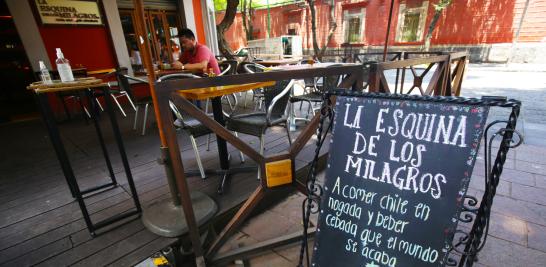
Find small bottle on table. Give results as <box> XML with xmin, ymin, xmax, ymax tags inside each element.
<box><xmin>39</xmin><ymin>61</ymin><xmax>52</xmax><ymax>85</ymax></box>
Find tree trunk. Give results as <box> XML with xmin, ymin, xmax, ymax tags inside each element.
<box><xmin>241</xmin><ymin>0</ymin><xmax>254</xmax><ymax>41</ymax></box>
<box><xmin>306</xmin><ymin>0</ymin><xmax>320</xmax><ymax>59</ymax></box>
<box><xmin>306</xmin><ymin>0</ymin><xmax>336</xmax><ymax>61</ymax></box>
<box><xmin>318</xmin><ymin>0</ymin><xmax>337</xmax><ymax>60</ymax></box>
<box><xmin>424</xmin><ymin>10</ymin><xmax>441</xmax><ymax>51</ymax></box>
<box><xmin>424</xmin><ymin>0</ymin><xmax>452</xmax><ymax>51</ymax></box>
<box><xmin>217</xmin><ymin>0</ymin><xmax>239</xmax><ymax>59</ymax></box>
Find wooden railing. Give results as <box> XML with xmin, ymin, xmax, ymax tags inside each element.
<box><xmin>367</xmin><ymin>51</ymin><xmax>468</xmax><ymax>96</ymax></box>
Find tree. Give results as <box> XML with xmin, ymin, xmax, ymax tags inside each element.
<box><xmin>306</xmin><ymin>0</ymin><xmax>337</xmax><ymax>61</ymax></box>
<box><xmin>241</xmin><ymin>0</ymin><xmax>255</xmax><ymax>41</ymax></box>
<box><xmin>217</xmin><ymin>0</ymin><xmax>239</xmax><ymax>59</ymax></box>
<box><xmin>424</xmin><ymin>0</ymin><xmax>452</xmax><ymax>51</ymax></box>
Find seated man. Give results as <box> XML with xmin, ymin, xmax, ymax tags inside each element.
<box><xmin>172</xmin><ymin>28</ymin><xmax>220</xmax><ymax>76</ymax></box>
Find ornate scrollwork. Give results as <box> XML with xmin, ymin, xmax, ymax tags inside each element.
<box><xmin>298</xmin><ymin>98</ymin><xmax>335</xmax><ymax>267</ymax></box>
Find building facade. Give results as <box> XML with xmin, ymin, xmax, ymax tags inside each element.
<box><xmin>1</xmin><ymin>0</ymin><xmax>218</xmax><ymax>121</ymax></box>
<box><xmin>218</xmin><ymin>0</ymin><xmax>546</xmax><ymax>62</ymax></box>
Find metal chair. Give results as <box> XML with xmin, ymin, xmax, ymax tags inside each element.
<box><xmin>289</xmin><ymin>64</ymin><xmax>342</xmax><ymax>121</ymax></box>
<box><xmin>105</xmin><ymin>68</ymin><xmax>137</xmax><ymax>117</ymax></box>
<box><xmin>101</xmin><ymin>68</ymin><xmax>137</xmax><ymax>117</ymax></box>
<box><xmin>216</xmin><ymin>60</ymin><xmax>239</xmax><ymax>109</ymax></box>
<box><xmin>39</xmin><ymin>68</ymin><xmax>92</xmax><ymax>120</ymax></box>
<box><xmin>299</xmin><ymin>59</ymin><xmax>320</xmax><ymax>94</ymax></box>
<box><xmin>115</xmin><ymin>71</ymin><xmax>152</xmax><ymax>135</ymax></box>
<box><xmin>160</xmin><ymin>73</ymin><xmax>244</xmax><ymax>179</ymax></box>
<box><xmin>241</xmin><ymin>62</ymin><xmax>267</xmax><ymax>110</ymax></box>
<box><xmin>226</xmin><ymin>79</ymin><xmax>295</xmax><ymax>180</ymax></box>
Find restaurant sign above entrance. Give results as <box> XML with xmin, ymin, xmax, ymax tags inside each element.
<box><xmin>34</xmin><ymin>0</ymin><xmax>103</xmax><ymax>26</ymax></box>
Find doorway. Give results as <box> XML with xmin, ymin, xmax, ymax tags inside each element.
<box><xmin>0</xmin><ymin>1</ymin><xmax>36</xmax><ymax>123</ymax></box>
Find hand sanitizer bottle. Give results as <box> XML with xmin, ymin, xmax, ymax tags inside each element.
<box><xmin>39</xmin><ymin>61</ymin><xmax>52</xmax><ymax>84</ymax></box>
<box><xmin>55</xmin><ymin>48</ymin><xmax>74</xmax><ymax>82</ymax></box>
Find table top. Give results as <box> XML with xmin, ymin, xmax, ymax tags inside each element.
<box><xmin>268</xmin><ymin>62</ymin><xmax>359</xmax><ymax>71</ymax></box>
<box><xmin>27</xmin><ymin>77</ymin><xmax>107</xmax><ymax>94</ymax></box>
<box><xmin>256</xmin><ymin>59</ymin><xmax>301</xmax><ymax>67</ymax></box>
<box><xmin>177</xmin><ymin>81</ymin><xmax>275</xmax><ymax>100</ymax></box>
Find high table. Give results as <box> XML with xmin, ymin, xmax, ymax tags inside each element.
<box><xmin>28</xmin><ymin>78</ymin><xmax>141</xmax><ymax>236</ymax></box>
<box><xmin>176</xmin><ymin>81</ymin><xmax>275</xmax><ymax>193</ymax></box>
<box><xmin>256</xmin><ymin>59</ymin><xmax>300</xmax><ymax>67</ymax></box>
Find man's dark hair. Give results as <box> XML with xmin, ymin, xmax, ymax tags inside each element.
<box><xmin>179</xmin><ymin>28</ymin><xmax>195</xmax><ymax>39</ymax></box>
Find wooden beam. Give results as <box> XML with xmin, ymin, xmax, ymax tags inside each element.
<box><xmin>169</xmin><ymin>93</ymin><xmax>265</xmax><ymax>164</ymax></box>
<box><xmin>206</xmin><ymin>187</ymin><xmax>266</xmax><ymax>258</ymax></box>
<box><xmin>210</xmin><ymin>229</ymin><xmax>317</xmax><ymax>266</ymax></box>
<box><xmin>155</xmin><ymin>92</ymin><xmax>205</xmax><ymax>260</ymax></box>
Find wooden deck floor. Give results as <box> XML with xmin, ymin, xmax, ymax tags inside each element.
<box><xmin>0</xmin><ymin>105</ymin><xmax>328</xmax><ymax>266</ymax></box>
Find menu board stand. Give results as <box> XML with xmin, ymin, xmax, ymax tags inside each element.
<box><xmin>298</xmin><ymin>91</ymin><xmax>523</xmax><ymax>267</ymax></box>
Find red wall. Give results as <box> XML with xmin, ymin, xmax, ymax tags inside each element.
<box><xmin>34</xmin><ymin>0</ymin><xmax>117</xmax><ymax>71</ymax></box>
<box><xmin>38</xmin><ymin>26</ymin><xmax>117</xmax><ymax>71</ymax></box>
<box><xmin>219</xmin><ymin>0</ymin><xmax>546</xmax><ymax>50</ymax></box>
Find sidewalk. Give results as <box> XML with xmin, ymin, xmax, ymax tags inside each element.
<box><xmin>467</xmin><ymin>63</ymin><xmax>546</xmax><ymax>73</ymax></box>
<box><xmin>225</xmin><ymin>142</ymin><xmax>546</xmax><ymax>266</ymax></box>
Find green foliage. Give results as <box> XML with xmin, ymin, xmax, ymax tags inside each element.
<box><xmin>433</xmin><ymin>0</ymin><xmax>452</xmax><ymax>11</ymax></box>
<box><xmin>213</xmin><ymin>0</ymin><xmax>296</xmax><ymax>11</ymax></box>
<box><xmin>213</xmin><ymin>0</ymin><xmax>229</xmax><ymax>11</ymax></box>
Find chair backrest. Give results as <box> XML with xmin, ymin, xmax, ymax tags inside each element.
<box><xmin>219</xmin><ymin>62</ymin><xmax>231</xmax><ymax>76</ymax></box>
<box><xmin>319</xmin><ymin>64</ymin><xmax>343</xmax><ymax>92</ymax></box>
<box><xmin>115</xmin><ymin>68</ymin><xmax>148</xmax><ymax>100</ymax></box>
<box><xmin>157</xmin><ymin>73</ymin><xmax>201</xmax><ymax>126</ymax></box>
<box><xmin>219</xmin><ymin>60</ymin><xmax>238</xmax><ymax>76</ymax></box>
<box><xmin>264</xmin><ymin>79</ymin><xmax>294</xmax><ymax>122</ymax></box>
<box><xmin>114</xmin><ymin>68</ymin><xmax>133</xmax><ymax>98</ymax></box>
<box><xmin>157</xmin><ymin>73</ymin><xmax>201</xmax><ymax>82</ymax></box>
<box><xmin>299</xmin><ymin>60</ymin><xmax>322</xmax><ymax>88</ymax></box>
<box><xmin>242</xmin><ymin>62</ymin><xmax>266</xmax><ymax>74</ymax></box>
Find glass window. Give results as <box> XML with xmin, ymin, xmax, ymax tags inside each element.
<box><xmin>166</xmin><ymin>14</ymin><xmax>181</xmax><ymax>61</ymax></box>
<box><xmin>396</xmin><ymin>2</ymin><xmax>428</xmax><ymax>43</ymax></box>
<box><xmin>343</xmin><ymin>8</ymin><xmax>365</xmax><ymax>44</ymax></box>
<box><xmin>347</xmin><ymin>17</ymin><xmax>361</xmax><ymax>43</ymax></box>
<box><xmin>400</xmin><ymin>12</ymin><xmax>421</xmax><ymax>42</ymax></box>
<box><xmin>119</xmin><ymin>9</ymin><xmax>182</xmax><ymax>73</ymax></box>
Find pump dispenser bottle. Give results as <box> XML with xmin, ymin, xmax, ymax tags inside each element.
<box><xmin>55</xmin><ymin>48</ymin><xmax>74</xmax><ymax>82</ymax></box>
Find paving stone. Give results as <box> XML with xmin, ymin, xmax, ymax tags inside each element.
<box><xmin>535</xmin><ymin>174</ymin><xmax>546</xmax><ymax>189</ymax></box>
<box><xmin>499</xmin><ymin>168</ymin><xmax>535</xmax><ymax>186</ymax></box>
<box><xmin>469</xmin><ymin>174</ymin><xmax>511</xmax><ymax>197</ymax></box>
<box><xmin>511</xmin><ymin>183</ymin><xmax>546</xmax><ymax>205</ymax></box>
<box><xmin>515</xmin><ymin>145</ymin><xmax>546</xmax><ymax>162</ymax></box>
<box><xmin>225</xmin><ymin>249</ymin><xmax>293</xmax><ymax>267</ymax></box>
<box><xmin>517</xmin><ymin>150</ymin><xmax>546</xmax><ymax>165</ymax></box>
<box><xmin>240</xmin><ymin>210</ymin><xmax>301</xmax><ymax>243</ymax></box>
<box><xmin>271</xmin><ymin>193</ymin><xmax>306</xmax><ymax>222</ymax></box>
<box><xmin>515</xmin><ymin>160</ymin><xmax>546</xmax><ymax>176</ymax></box>
<box><xmin>527</xmin><ymin>223</ymin><xmax>546</xmax><ymax>253</ymax></box>
<box><xmin>273</xmin><ymin>241</ymin><xmax>314</xmax><ymax>264</ymax></box>
<box><xmin>490</xmin><ymin>194</ymin><xmax>546</xmax><ymax>226</ymax></box>
<box><xmin>474</xmin><ymin>235</ymin><xmax>546</xmax><ymax>267</ymax></box>
<box><xmin>245</xmin><ymin>250</ymin><xmax>293</xmax><ymax>267</ymax></box>
<box><xmin>487</xmin><ymin>212</ymin><xmax>528</xmax><ymax>246</ymax></box>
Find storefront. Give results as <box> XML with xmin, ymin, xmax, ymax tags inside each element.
<box><xmin>2</xmin><ymin>0</ymin><xmax>218</xmax><ymax>119</ymax></box>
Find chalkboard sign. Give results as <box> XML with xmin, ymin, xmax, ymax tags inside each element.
<box><xmin>312</xmin><ymin>96</ymin><xmax>489</xmax><ymax>267</ymax></box>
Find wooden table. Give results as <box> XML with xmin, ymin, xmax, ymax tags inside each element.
<box><xmin>256</xmin><ymin>59</ymin><xmax>300</xmax><ymax>67</ymax></box>
<box><xmin>269</xmin><ymin>62</ymin><xmax>358</xmax><ymax>71</ymax></box>
<box><xmin>176</xmin><ymin>81</ymin><xmax>275</xmax><ymax>100</ymax></box>
<box><xmin>28</xmin><ymin>78</ymin><xmax>142</xmax><ymax>236</ymax></box>
<box><xmin>176</xmin><ymin>81</ymin><xmax>275</xmax><ymax>193</ymax></box>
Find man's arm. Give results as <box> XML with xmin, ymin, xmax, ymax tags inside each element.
<box><xmin>173</xmin><ymin>60</ymin><xmax>208</xmax><ymax>73</ymax></box>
